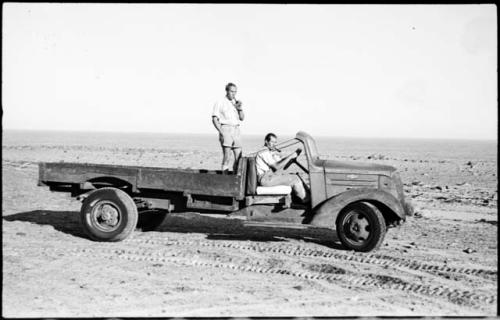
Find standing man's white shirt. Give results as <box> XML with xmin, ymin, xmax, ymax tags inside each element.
<box><xmin>212</xmin><ymin>98</ymin><xmax>241</xmax><ymax>126</ymax></box>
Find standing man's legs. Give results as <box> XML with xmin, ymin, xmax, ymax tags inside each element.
<box><xmin>219</xmin><ymin>125</ymin><xmax>233</xmax><ymax>171</ymax></box>
<box><xmin>232</xmin><ymin>125</ymin><xmax>242</xmax><ymax>172</ymax></box>
<box><xmin>220</xmin><ymin>125</ymin><xmax>242</xmax><ymax>172</ymax></box>
<box><xmin>222</xmin><ymin>147</ymin><xmax>232</xmax><ymax>171</ymax></box>
<box><xmin>232</xmin><ymin>147</ymin><xmax>242</xmax><ymax>172</ymax></box>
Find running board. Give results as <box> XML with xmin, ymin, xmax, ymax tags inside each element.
<box><xmin>185</xmin><ymin>193</ymin><xmax>239</xmax><ymax>212</ymax></box>
<box><xmin>243</xmin><ymin>221</ymin><xmax>311</xmax><ymax>229</ymax></box>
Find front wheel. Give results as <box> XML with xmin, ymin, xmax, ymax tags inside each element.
<box><xmin>336</xmin><ymin>201</ymin><xmax>386</xmax><ymax>252</ymax></box>
<box><xmin>80</xmin><ymin>187</ymin><xmax>138</xmax><ymax>241</ymax></box>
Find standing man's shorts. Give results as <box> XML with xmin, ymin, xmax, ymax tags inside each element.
<box><xmin>219</xmin><ymin>124</ymin><xmax>242</xmax><ymax>148</ymax></box>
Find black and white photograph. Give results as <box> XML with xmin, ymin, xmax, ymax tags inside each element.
<box><xmin>2</xmin><ymin>3</ymin><xmax>497</xmax><ymax>317</ymax></box>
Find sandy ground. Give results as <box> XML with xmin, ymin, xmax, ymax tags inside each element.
<box><xmin>2</xmin><ymin>144</ymin><xmax>497</xmax><ymax>317</ymax></box>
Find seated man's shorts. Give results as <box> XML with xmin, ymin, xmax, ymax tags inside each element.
<box><xmin>219</xmin><ymin>124</ymin><xmax>242</xmax><ymax>148</ymax></box>
<box><xmin>259</xmin><ymin>171</ymin><xmax>298</xmax><ymax>187</ymax></box>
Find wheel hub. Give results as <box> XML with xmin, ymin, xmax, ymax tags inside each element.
<box><xmin>99</xmin><ymin>204</ymin><xmax>118</xmax><ymax>225</ymax></box>
<box><xmin>92</xmin><ymin>201</ymin><xmax>120</xmax><ymax>231</ymax></box>
<box><xmin>347</xmin><ymin>212</ymin><xmax>370</xmax><ymax>241</ymax></box>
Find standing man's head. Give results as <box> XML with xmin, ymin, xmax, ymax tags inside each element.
<box><xmin>225</xmin><ymin>82</ymin><xmax>237</xmax><ymax>100</ymax></box>
<box><xmin>264</xmin><ymin>133</ymin><xmax>277</xmax><ymax>149</ymax></box>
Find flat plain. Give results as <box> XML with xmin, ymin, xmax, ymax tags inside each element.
<box><xmin>2</xmin><ymin>131</ymin><xmax>497</xmax><ymax>316</ymax></box>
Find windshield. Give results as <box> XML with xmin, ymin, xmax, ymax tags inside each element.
<box><xmin>249</xmin><ymin>138</ymin><xmax>300</xmax><ymax>156</ymax></box>
<box><xmin>275</xmin><ymin>138</ymin><xmax>301</xmax><ymax>151</ymax></box>
<box><xmin>307</xmin><ymin>137</ymin><xmax>320</xmax><ymax>161</ymax></box>
<box><xmin>294</xmin><ymin>131</ymin><xmax>320</xmax><ymax>163</ymax></box>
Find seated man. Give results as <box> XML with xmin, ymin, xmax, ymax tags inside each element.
<box><xmin>255</xmin><ymin>133</ymin><xmax>309</xmax><ymax>203</ymax></box>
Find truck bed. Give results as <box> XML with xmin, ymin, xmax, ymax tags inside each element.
<box><xmin>38</xmin><ymin>161</ymin><xmax>247</xmax><ymax>199</ymax></box>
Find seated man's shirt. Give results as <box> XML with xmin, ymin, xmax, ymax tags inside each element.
<box><xmin>256</xmin><ymin>149</ymin><xmax>281</xmax><ymax>179</ymax></box>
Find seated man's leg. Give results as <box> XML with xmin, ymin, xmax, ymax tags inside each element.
<box><xmin>291</xmin><ymin>178</ymin><xmax>307</xmax><ymax>201</ymax></box>
<box><xmin>260</xmin><ymin>173</ymin><xmax>307</xmax><ymax>201</ymax></box>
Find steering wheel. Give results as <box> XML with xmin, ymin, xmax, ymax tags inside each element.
<box><xmin>283</xmin><ymin>148</ymin><xmax>309</xmax><ymax>174</ymax></box>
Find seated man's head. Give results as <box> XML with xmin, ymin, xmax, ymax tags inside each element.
<box><xmin>264</xmin><ymin>133</ymin><xmax>277</xmax><ymax>150</ymax></box>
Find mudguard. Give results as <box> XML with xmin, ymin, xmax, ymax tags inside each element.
<box><xmin>309</xmin><ymin>188</ymin><xmax>406</xmax><ymax>228</ymax></box>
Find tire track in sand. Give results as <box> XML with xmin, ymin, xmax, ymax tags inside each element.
<box><xmin>128</xmin><ymin>236</ymin><xmax>497</xmax><ymax>280</ymax></box>
<box><xmin>35</xmin><ymin>245</ymin><xmax>495</xmax><ymax>308</ymax></box>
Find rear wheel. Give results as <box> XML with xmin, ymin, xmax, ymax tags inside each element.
<box><xmin>137</xmin><ymin>209</ymin><xmax>168</xmax><ymax>231</ymax></box>
<box><xmin>336</xmin><ymin>201</ymin><xmax>386</xmax><ymax>252</ymax></box>
<box><xmin>80</xmin><ymin>187</ymin><xmax>138</xmax><ymax>241</ymax></box>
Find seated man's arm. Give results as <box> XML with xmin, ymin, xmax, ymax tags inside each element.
<box><xmin>269</xmin><ymin>149</ymin><xmax>300</xmax><ymax>172</ymax></box>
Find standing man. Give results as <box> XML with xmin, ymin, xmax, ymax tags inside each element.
<box><xmin>212</xmin><ymin>82</ymin><xmax>245</xmax><ymax>172</ymax></box>
<box><xmin>255</xmin><ymin>133</ymin><xmax>309</xmax><ymax>203</ymax></box>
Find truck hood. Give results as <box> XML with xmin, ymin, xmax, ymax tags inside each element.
<box><xmin>315</xmin><ymin>159</ymin><xmax>397</xmax><ymax>176</ymax></box>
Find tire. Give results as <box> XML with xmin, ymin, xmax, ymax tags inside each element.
<box><xmin>336</xmin><ymin>201</ymin><xmax>386</xmax><ymax>252</ymax></box>
<box><xmin>137</xmin><ymin>209</ymin><xmax>168</xmax><ymax>232</ymax></box>
<box><xmin>80</xmin><ymin>187</ymin><xmax>138</xmax><ymax>242</ymax></box>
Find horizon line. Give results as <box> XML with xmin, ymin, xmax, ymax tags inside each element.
<box><xmin>2</xmin><ymin>128</ymin><xmax>497</xmax><ymax>142</ymax></box>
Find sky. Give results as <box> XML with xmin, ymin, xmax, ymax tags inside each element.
<box><xmin>2</xmin><ymin>3</ymin><xmax>497</xmax><ymax>140</ymax></box>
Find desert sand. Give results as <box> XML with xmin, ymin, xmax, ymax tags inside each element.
<box><xmin>2</xmin><ymin>138</ymin><xmax>497</xmax><ymax>317</ymax></box>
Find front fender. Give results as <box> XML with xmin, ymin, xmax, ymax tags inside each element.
<box><xmin>308</xmin><ymin>188</ymin><xmax>405</xmax><ymax>228</ymax></box>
